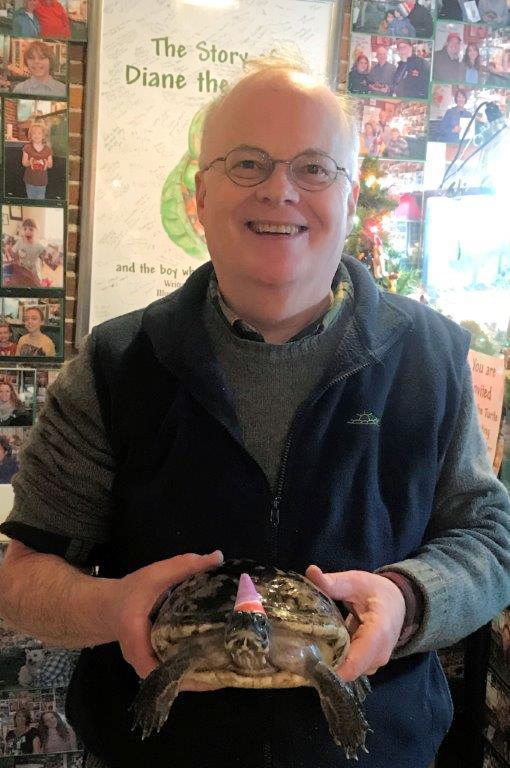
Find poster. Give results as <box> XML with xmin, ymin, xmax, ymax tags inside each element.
<box><xmin>85</xmin><ymin>0</ymin><xmax>337</xmax><ymax>329</ymax></box>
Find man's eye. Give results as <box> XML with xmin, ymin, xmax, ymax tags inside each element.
<box><xmin>304</xmin><ymin>164</ymin><xmax>327</xmax><ymax>176</ymax></box>
<box><xmin>239</xmin><ymin>160</ymin><xmax>257</xmax><ymax>169</ymax></box>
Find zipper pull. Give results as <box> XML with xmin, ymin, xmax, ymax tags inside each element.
<box><xmin>270</xmin><ymin>496</ymin><xmax>281</xmax><ymax>527</ymax></box>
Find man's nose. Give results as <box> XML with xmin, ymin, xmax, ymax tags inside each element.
<box><xmin>255</xmin><ymin>162</ymin><xmax>300</xmax><ymax>205</ymax></box>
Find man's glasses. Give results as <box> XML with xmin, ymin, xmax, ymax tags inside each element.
<box><xmin>202</xmin><ymin>146</ymin><xmax>352</xmax><ymax>191</ymax></box>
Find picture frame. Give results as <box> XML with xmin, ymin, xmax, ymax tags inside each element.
<box><xmin>8</xmin><ymin>204</ymin><xmax>22</xmax><ymax>220</ymax></box>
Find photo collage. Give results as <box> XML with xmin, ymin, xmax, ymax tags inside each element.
<box><xmin>0</xmin><ymin>542</ymin><xmax>83</xmax><ymax>765</ymax></box>
<box><xmin>348</xmin><ymin>0</ymin><xmax>510</xmax><ymax>302</ymax></box>
<box><xmin>0</xmin><ymin>2</ymin><xmax>87</xmax><ymax>490</ymax></box>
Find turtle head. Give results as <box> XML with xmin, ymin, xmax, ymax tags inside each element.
<box><xmin>224</xmin><ymin>573</ymin><xmax>269</xmax><ymax>671</ymax></box>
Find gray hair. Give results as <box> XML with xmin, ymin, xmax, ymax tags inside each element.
<box><xmin>198</xmin><ymin>53</ymin><xmax>360</xmax><ymax>178</ymax></box>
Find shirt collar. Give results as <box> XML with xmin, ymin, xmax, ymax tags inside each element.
<box><xmin>208</xmin><ymin>267</ymin><xmax>352</xmax><ymax>343</ymax></box>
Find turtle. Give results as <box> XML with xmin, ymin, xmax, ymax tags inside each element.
<box><xmin>131</xmin><ymin>559</ymin><xmax>371</xmax><ymax>760</ymax></box>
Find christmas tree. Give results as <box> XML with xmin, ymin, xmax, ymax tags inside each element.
<box><xmin>344</xmin><ymin>157</ymin><xmax>420</xmax><ymax>294</ymax></box>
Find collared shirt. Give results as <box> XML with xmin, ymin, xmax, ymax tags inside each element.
<box><xmin>208</xmin><ymin>267</ymin><xmax>352</xmax><ymax>342</ymax></box>
<box><xmin>12</xmin><ymin>76</ymin><xmax>66</xmax><ymax>96</ymax></box>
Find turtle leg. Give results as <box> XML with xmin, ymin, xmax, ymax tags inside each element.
<box><xmin>130</xmin><ymin>651</ymin><xmax>191</xmax><ymax>740</ymax></box>
<box><xmin>307</xmin><ymin>660</ymin><xmax>371</xmax><ymax>760</ymax></box>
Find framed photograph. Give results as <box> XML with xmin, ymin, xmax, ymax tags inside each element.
<box><xmin>0</xmin><ymin>690</ymin><xmax>79</xmax><ymax>757</ymax></box>
<box><xmin>351</xmin><ymin>0</ymin><xmax>436</xmax><ymax>38</ymax></box>
<box><xmin>437</xmin><ymin>0</ymin><xmax>509</xmax><ymax>26</ymax></box>
<box><xmin>0</xmin><ymin>367</ymin><xmax>35</xmax><ymax>431</ymax></box>
<box><xmin>8</xmin><ymin>205</ymin><xmax>22</xmax><ymax>220</ymax></box>
<box><xmin>485</xmin><ymin>670</ymin><xmax>510</xmax><ymax>763</ymax></box>
<box><xmin>428</xmin><ymin>83</ymin><xmax>509</xmax><ymax>142</ymax></box>
<box><xmin>8</xmin><ymin>37</ymin><xmax>67</xmax><ymax>98</ymax></box>
<box><xmin>348</xmin><ymin>33</ymin><xmax>432</xmax><ymax>99</ymax></box>
<box><xmin>2</xmin><ymin>204</ymin><xmax>65</xmax><ymax>288</ymax></box>
<box><xmin>0</xmin><ymin>297</ymin><xmax>63</xmax><ymax>360</ymax></box>
<box><xmin>10</xmin><ymin>0</ymin><xmax>87</xmax><ymax>41</ymax></box>
<box><xmin>4</xmin><ymin>99</ymin><xmax>68</xmax><ymax>202</ymax></box>
<box><xmin>355</xmin><ymin>97</ymin><xmax>429</xmax><ymax>159</ymax></box>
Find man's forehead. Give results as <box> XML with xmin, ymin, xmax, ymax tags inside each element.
<box><xmin>201</xmin><ymin>72</ymin><xmax>347</xmax><ymax>159</ymax></box>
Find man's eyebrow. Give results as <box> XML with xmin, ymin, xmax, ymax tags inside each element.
<box><xmin>229</xmin><ymin>144</ymin><xmax>331</xmax><ymax>156</ymax></box>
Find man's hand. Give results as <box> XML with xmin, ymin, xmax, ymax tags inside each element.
<box><xmin>107</xmin><ymin>551</ymin><xmax>224</xmax><ymax>681</ymax></box>
<box><xmin>305</xmin><ymin>566</ymin><xmax>406</xmax><ymax>682</ymax></box>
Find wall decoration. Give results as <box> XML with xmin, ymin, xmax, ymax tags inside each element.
<box><xmin>348</xmin><ymin>34</ymin><xmax>432</xmax><ymax>98</ymax></box>
<box><xmin>356</xmin><ymin>97</ymin><xmax>430</xmax><ymax>158</ymax></box>
<box><xmin>2</xmin><ymin>203</ymin><xmax>65</xmax><ymax>288</ymax></box>
<box><xmin>4</xmin><ymin>99</ymin><xmax>68</xmax><ymax>202</ymax></box>
<box><xmin>352</xmin><ymin>0</ymin><xmax>436</xmax><ymax>37</ymax></box>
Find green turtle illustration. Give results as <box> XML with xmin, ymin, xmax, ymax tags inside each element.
<box><xmin>161</xmin><ymin>107</ymin><xmax>209</xmax><ymax>260</ymax></box>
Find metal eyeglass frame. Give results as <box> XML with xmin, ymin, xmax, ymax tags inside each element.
<box><xmin>201</xmin><ymin>147</ymin><xmax>353</xmax><ymax>190</ymax></box>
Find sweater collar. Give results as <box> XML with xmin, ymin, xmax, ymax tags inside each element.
<box><xmin>141</xmin><ymin>256</ymin><xmax>413</xmax><ymax>420</ymax></box>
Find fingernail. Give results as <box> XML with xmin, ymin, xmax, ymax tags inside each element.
<box><xmin>209</xmin><ymin>550</ymin><xmax>224</xmax><ymax>560</ymax></box>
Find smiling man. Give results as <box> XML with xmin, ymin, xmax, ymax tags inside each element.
<box><xmin>0</xmin><ymin>58</ymin><xmax>509</xmax><ymax>768</ymax></box>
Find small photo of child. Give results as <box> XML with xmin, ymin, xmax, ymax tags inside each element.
<box><xmin>0</xmin><ymin>297</ymin><xmax>62</xmax><ymax>358</ymax></box>
<box><xmin>9</xmin><ymin>38</ymin><xmax>67</xmax><ymax>97</ymax></box>
<box><xmin>2</xmin><ymin>204</ymin><xmax>65</xmax><ymax>287</ymax></box>
<box><xmin>0</xmin><ymin>368</ymin><xmax>35</xmax><ymax>427</ymax></box>
<box><xmin>16</xmin><ymin>304</ymin><xmax>55</xmax><ymax>357</ymax></box>
<box><xmin>22</xmin><ymin>121</ymin><xmax>53</xmax><ymax>201</ymax></box>
<box><xmin>4</xmin><ymin>99</ymin><xmax>67</xmax><ymax>201</ymax></box>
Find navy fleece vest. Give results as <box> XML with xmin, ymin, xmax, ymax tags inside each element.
<box><xmin>66</xmin><ymin>257</ymin><xmax>469</xmax><ymax>768</ymax></box>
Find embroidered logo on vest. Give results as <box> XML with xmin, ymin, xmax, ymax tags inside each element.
<box><xmin>347</xmin><ymin>412</ymin><xmax>380</xmax><ymax>426</ymax></box>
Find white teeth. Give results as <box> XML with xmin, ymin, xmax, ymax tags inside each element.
<box><xmin>250</xmin><ymin>222</ymin><xmax>302</xmax><ymax>235</ymax></box>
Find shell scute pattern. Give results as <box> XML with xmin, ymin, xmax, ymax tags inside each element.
<box><xmin>153</xmin><ymin>560</ymin><xmax>343</xmax><ymax>643</ymax></box>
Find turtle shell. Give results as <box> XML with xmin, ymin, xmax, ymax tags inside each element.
<box><xmin>150</xmin><ymin>560</ymin><xmax>350</xmax><ymax>688</ymax></box>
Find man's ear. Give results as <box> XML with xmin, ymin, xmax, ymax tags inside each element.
<box><xmin>345</xmin><ymin>179</ymin><xmax>360</xmax><ymax>237</ymax></box>
<box><xmin>195</xmin><ymin>171</ymin><xmax>206</xmax><ymax>225</ymax></box>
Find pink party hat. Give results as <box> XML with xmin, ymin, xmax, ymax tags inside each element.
<box><xmin>234</xmin><ymin>573</ymin><xmax>266</xmax><ymax>613</ymax></box>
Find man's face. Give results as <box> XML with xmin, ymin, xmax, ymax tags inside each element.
<box><xmin>196</xmin><ymin>75</ymin><xmax>359</xmax><ymax>305</ymax></box>
<box><xmin>446</xmin><ymin>38</ymin><xmax>460</xmax><ymax>59</ymax></box>
<box><xmin>24</xmin><ymin>309</ymin><xmax>42</xmax><ymax>332</ymax></box>
<box><xmin>456</xmin><ymin>92</ymin><xmax>466</xmax><ymax>107</ymax></box>
<box><xmin>391</xmin><ymin>128</ymin><xmax>400</xmax><ymax>140</ymax></box>
<box><xmin>26</xmin><ymin>0</ymin><xmax>37</xmax><ymax>10</ymax></box>
<box><xmin>398</xmin><ymin>42</ymin><xmax>412</xmax><ymax>61</ymax></box>
<box><xmin>376</xmin><ymin>47</ymin><xmax>388</xmax><ymax>66</ymax></box>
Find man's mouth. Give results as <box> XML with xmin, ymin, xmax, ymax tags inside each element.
<box><xmin>246</xmin><ymin>221</ymin><xmax>307</xmax><ymax>236</ymax></box>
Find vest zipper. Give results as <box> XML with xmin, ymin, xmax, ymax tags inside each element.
<box><xmin>268</xmin><ymin>359</ymin><xmax>374</xmax><ymax>559</ymax></box>
<box><xmin>263</xmin><ymin>740</ymin><xmax>272</xmax><ymax>767</ymax></box>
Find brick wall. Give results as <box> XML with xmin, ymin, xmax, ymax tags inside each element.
<box><xmin>337</xmin><ymin>0</ymin><xmax>351</xmax><ymax>88</ymax></box>
<box><xmin>65</xmin><ymin>41</ymin><xmax>86</xmax><ymax>357</ymax></box>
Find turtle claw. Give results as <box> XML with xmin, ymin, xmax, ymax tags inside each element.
<box><xmin>310</xmin><ymin>661</ymin><xmax>371</xmax><ymax>760</ymax></box>
<box><xmin>131</xmin><ymin>662</ymin><xmax>186</xmax><ymax>739</ymax></box>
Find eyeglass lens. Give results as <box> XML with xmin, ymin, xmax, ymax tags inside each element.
<box><xmin>224</xmin><ymin>148</ymin><xmax>339</xmax><ymax>189</ymax></box>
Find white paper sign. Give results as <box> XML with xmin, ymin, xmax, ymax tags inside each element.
<box><xmin>468</xmin><ymin>349</ymin><xmax>505</xmax><ymax>464</ymax></box>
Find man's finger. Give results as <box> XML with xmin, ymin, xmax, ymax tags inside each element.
<box><xmin>305</xmin><ymin>565</ymin><xmax>358</xmax><ymax>602</ymax></box>
<box><xmin>336</xmin><ymin>622</ymin><xmax>392</xmax><ymax>681</ymax></box>
<box><xmin>147</xmin><ymin>550</ymin><xmax>224</xmax><ymax>590</ymax></box>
